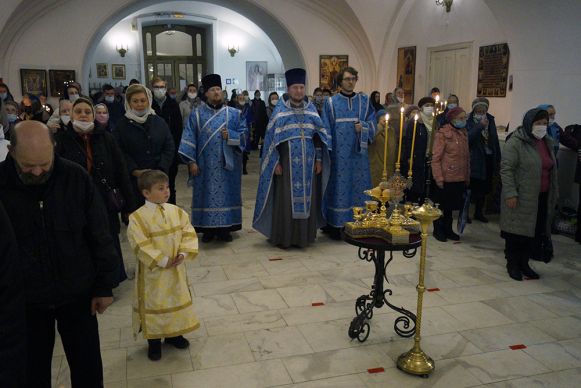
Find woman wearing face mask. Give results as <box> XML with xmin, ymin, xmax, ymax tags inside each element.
<box><xmin>0</xmin><ymin>82</ymin><xmax>15</xmax><ymax>103</ymax></box>
<box><xmin>500</xmin><ymin>108</ymin><xmax>558</xmax><ymax>281</ymax></box>
<box><xmin>467</xmin><ymin>97</ymin><xmax>500</xmax><ymax>223</ymax></box>
<box><xmin>537</xmin><ymin>104</ymin><xmax>561</xmax><ymax>156</ymax></box>
<box><xmin>94</xmin><ymin>103</ymin><xmax>112</xmax><ymax>132</ymax></box>
<box><xmin>179</xmin><ymin>84</ymin><xmax>201</xmax><ymax>127</ymax></box>
<box><xmin>3</xmin><ymin>101</ymin><xmax>21</xmax><ymax>140</ymax></box>
<box><xmin>431</xmin><ymin>107</ymin><xmax>470</xmax><ymax>242</ymax></box>
<box><xmin>114</xmin><ymin>84</ymin><xmax>175</xmax><ymax>206</ymax></box>
<box><xmin>55</xmin><ymin>97</ymin><xmax>136</xmax><ymax>284</ymax></box>
<box><xmin>401</xmin><ymin>97</ymin><xmax>439</xmax><ymax>204</ymax></box>
<box><xmin>266</xmin><ymin>92</ymin><xmax>279</xmax><ymax>119</ymax></box>
<box><xmin>393</xmin><ymin>87</ymin><xmax>407</xmax><ymax>108</ymax></box>
<box><xmin>437</xmin><ymin>94</ymin><xmax>459</xmax><ymax>126</ymax></box>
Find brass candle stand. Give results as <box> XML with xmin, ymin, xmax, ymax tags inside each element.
<box><xmin>397</xmin><ymin>201</ymin><xmax>442</xmax><ymax>377</ymax></box>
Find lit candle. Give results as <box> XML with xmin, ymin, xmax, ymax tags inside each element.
<box><xmin>383</xmin><ymin>113</ymin><xmax>389</xmax><ymax>179</ymax></box>
<box><xmin>435</xmin><ymin>95</ymin><xmax>440</xmax><ymax>115</ymax></box>
<box><xmin>396</xmin><ymin>106</ymin><xmax>404</xmax><ymax>170</ymax></box>
<box><xmin>408</xmin><ymin>114</ymin><xmax>419</xmax><ymax>178</ymax></box>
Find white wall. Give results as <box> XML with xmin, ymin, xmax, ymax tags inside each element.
<box><xmin>484</xmin><ymin>0</ymin><xmax>581</xmax><ymax>129</ymax></box>
<box><xmin>391</xmin><ymin>0</ymin><xmax>511</xmax><ymax>126</ymax></box>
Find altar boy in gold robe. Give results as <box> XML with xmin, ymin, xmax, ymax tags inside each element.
<box><xmin>127</xmin><ymin>170</ymin><xmax>200</xmax><ymax>361</ymax></box>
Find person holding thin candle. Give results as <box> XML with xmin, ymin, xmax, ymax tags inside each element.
<box><xmin>401</xmin><ymin>97</ymin><xmax>438</xmax><ymax>204</ymax></box>
<box><xmin>431</xmin><ymin>107</ymin><xmax>470</xmax><ymax>242</ymax></box>
<box><xmin>368</xmin><ymin>109</ymin><xmax>398</xmax><ymax>187</ymax></box>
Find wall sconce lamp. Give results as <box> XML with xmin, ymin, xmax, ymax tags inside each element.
<box><xmin>227</xmin><ymin>45</ymin><xmax>239</xmax><ymax>57</ymax></box>
<box><xmin>116</xmin><ymin>44</ymin><xmax>129</xmax><ymax>57</ymax></box>
<box><xmin>435</xmin><ymin>0</ymin><xmax>453</xmax><ymax>12</ymax></box>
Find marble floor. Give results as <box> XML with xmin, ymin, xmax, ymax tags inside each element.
<box><xmin>51</xmin><ymin>157</ymin><xmax>581</xmax><ymax>388</ymax></box>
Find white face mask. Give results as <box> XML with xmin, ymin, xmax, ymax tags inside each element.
<box><xmin>447</xmin><ymin>103</ymin><xmax>458</xmax><ymax>109</ymax></box>
<box><xmin>271</xmin><ymin>99</ymin><xmax>278</xmax><ymax>105</ymax></box>
<box><xmin>532</xmin><ymin>125</ymin><xmax>547</xmax><ymax>139</ymax></box>
<box><xmin>422</xmin><ymin>106</ymin><xmax>434</xmax><ymax>115</ymax></box>
<box><xmin>153</xmin><ymin>88</ymin><xmax>166</xmax><ymax>99</ymax></box>
<box><xmin>397</xmin><ymin>96</ymin><xmax>404</xmax><ymax>103</ymax></box>
<box><xmin>132</xmin><ymin>109</ymin><xmax>148</xmax><ymax>117</ymax></box>
<box><xmin>187</xmin><ymin>92</ymin><xmax>197</xmax><ymax>99</ymax></box>
<box><xmin>60</xmin><ymin>115</ymin><xmax>71</xmax><ymax>125</ymax></box>
<box><xmin>68</xmin><ymin>94</ymin><xmax>79</xmax><ymax>103</ymax></box>
<box><xmin>73</xmin><ymin>120</ymin><xmax>94</xmax><ymax>133</ymax></box>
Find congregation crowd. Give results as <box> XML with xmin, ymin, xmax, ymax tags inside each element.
<box><xmin>0</xmin><ymin>65</ymin><xmax>580</xmax><ymax>387</ymax></box>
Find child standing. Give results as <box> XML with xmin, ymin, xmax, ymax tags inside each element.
<box><xmin>127</xmin><ymin>170</ymin><xmax>199</xmax><ymax>361</ymax></box>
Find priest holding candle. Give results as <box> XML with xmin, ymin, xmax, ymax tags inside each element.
<box><xmin>401</xmin><ymin>97</ymin><xmax>438</xmax><ymax>204</ymax></box>
<box><xmin>321</xmin><ymin>66</ymin><xmax>376</xmax><ymax>239</ymax></box>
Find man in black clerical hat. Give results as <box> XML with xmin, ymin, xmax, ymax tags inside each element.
<box><xmin>178</xmin><ymin>74</ymin><xmax>248</xmax><ymax>243</ymax></box>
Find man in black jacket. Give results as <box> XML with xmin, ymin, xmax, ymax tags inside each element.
<box><xmin>151</xmin><ymin>77</ymin><xmax>183</xmax><ymax>205</ymax></box>
<box><xmin>0</xmin><ymin>121</ymin><xmax>119</xmax><ymax>388</ymax></box>
<box><xmin>0</xmin><ymin>200</ymin><xmax>26</xmax><ymax>387</ymax></box>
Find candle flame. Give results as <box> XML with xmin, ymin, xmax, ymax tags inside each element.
<box><xmin>400</xmin><ymin>106</ymin><xmax>404</xmax><ymax>113</ymax></box>
<box><xmin>435</xmin><ymin>95</ymin><xmax>440</xmax><ymax>103</ymax></box>
<box><xmin>414</xmin><ymin>113</ymin><xmax>419</xmax><ymax>121</ymax></box>
<box><xmin>385</xmin><ymin>113</ymin><xmax>389</xmax><ymax>121</ymax></box>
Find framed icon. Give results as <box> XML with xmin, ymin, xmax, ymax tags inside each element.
<box><xmin>49</xmin><ymin>69</ymin><xmax>76</xmax><ymax>97</ymax></box>
<box><xmin>112</xmin><ymin>64</ymin><xmax>126</xmax><ymax>80</ymax></box>
<box><xmin>20</xmin><ymin>68</ymin><xmax>48</xmax><ymax>96</ymax></box>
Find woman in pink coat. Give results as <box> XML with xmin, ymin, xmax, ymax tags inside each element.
<box><xmin>431</xmin><ymin>107</ymin><xmax>470</xmax><ymax>241</ymax></box>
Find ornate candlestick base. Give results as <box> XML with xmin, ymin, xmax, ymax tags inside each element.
<box><xmin>396</xmin><ymin>200</ymin><xmax>442</xmax><ymax>378</ymax></box>
<box><xmin>397</xmin><ymin>345</ymin><xmax>435</xmax><ymax>376</ymax></box>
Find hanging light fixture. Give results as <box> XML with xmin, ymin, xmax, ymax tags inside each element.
<box><xmin>435</xmin><ymin>0</ymin><xmax>453</xmax><ymax>12</ymax></box>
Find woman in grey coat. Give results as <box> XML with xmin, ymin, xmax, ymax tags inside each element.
<box><xmin>500</xmin><ymin>108</ymin><xmax>558</xmax><ymax>281</ymax></box>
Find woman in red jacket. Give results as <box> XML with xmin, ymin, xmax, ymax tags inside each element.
<box><xmin>431</xmin><ymin>107</ymin><xmax>470</xmax><ymax>241</ymax></box>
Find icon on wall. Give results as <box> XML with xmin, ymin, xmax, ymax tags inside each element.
<box><xmin>20</xmin><ymin>69</ymin><xmax>48</xmax><ymax>97</ymax></box>
<box><xmin>96</xmin><ymin>63</ymin><xmax>108</xmax><ymax>78</ymax></box>
<box><xmin>112</xmin><ymin>64</ymin><xmax>126</xmax><ymax>80</ymax></box>
<box><xmin>246</xmin><ymin>61</ymin><xmax>267</xmax><ymax>91</ymax></box>
<box><xmin>49</xmin><ymin>70</ymin><xmax>76</xmax><ymax>98</ymax></box>
<box><xmin>226</xmin><ymin>78</ymin><xmax>232</xmax><ymax>85</ymax></box>
<box><xmin>319</xmin><ymin>55</ymin><xmax>348</xmax><ymax>92</ymax></box>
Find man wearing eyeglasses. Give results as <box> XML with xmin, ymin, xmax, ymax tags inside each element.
<box><xmin>321</xmin><ymin>67</ymin><xmax>376</xmax><ymax>240</ymax></box>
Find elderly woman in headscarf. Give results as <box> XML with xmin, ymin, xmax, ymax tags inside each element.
<box><xmin>368</xmin><ymin>108</ymin><xmax>398</xmax><ymax>187</ymax></box>
<box><xmin>467</xmin><ymin>97</ymin><xmax>501</xmax><ymax>223</ymax></box>
<box><xmin>113</xmin><ymin>84</ymin><xmax>175</xmax><ymax>206</ymax></box>
<box><xmin>55</xmin><ymin>97</ymin><xmax>136</xmax><ymax>283</ymax></box>
<box><xmin>431</xmin><ymin>107</ymin><xmax>470</xmax><ymax>242</ymax></box>
<box><xmin>94</xmin><ymin>103</ymin><xmax>113</xmax><ymax>133</ymax></box>
<box><xmin>537</xmin><ymin>104</ymin><xmax>561</xmax><ymax>156</ymax></box>
<box><xmin>500</xmin><ymin>108</ymin><xmax>558</xmax><ymax>281</ymax></box>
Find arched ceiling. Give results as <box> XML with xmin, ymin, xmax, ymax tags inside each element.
<box><xmin>0</xmin><ymin>0</ymin><xmax>391</xmax><ymax>89</ymax></box>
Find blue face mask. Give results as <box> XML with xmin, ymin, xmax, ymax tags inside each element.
<box><xmin>447</xmin><ymin>103</ymin><xmax>457</xmax><ymax>109</ymax></box>
<box><xmin>7</xmin><ymin>113</ymin><xmax>18</xmax><ymax>123</ymax></box>
<box><xmin>452</xmin><ymin>119</ymin><xmax>467</xmax><ymax>129</ymax></box>
<box><xmin>0</xmin><ymin>92</ymin><xmax>7</xmax><ymax>100</ymax></box>
<box><xmin>169</xmin><ymin>94</ymin><xmax>177</xmax><ymax>100</ymax></box>
<box><xmin>104</xmin><ymin>95</ymin><xmax>115</xmax><ymax>103</ymax></box>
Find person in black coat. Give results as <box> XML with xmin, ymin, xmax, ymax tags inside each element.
<box><xmin>151</xmin><ymin>77</ymin><xmax>183</xmax><ymax>205</ymax></box>
<box><xmin>560</xmin><ymin>124</ymin><xmax>581</xmax><ymax>243</ymax></box>
<box><xmin>55</xmin><ymin>97</ymin><xmax>136</xmax><ymax>283</ymax></box>
<box><xmin>98</xmin><ymin>84</ymin><xmax>125</xmax><ymax>130</ymax></box>
<box><xmin>115</xmin><ymin>84</ymin><xmax>175</xmax><ymax>206</ymax></box>
<box><xmin>0</xmin><ymin>200</ymin><xmax>26</xmax><ymax>388</ymax></box>
<box><xmin>250</xmin><ymin>89</ymin><xmax>268</xmax><ymax>150</ymax></box>
<box><xmin>401</xmin><ymin>97</ymin><xmax>438</xmax><ymax>204</ymax></box>
<box><xmin>0</xmin><ymin>121</ymin><xmax>118</xmax><ymax>388</ymax></box>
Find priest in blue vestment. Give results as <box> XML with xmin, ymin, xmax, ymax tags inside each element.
<box><xmin>253</xmin><ymin>68</ymin><xmax>331</xmax><ymax>248</ymax></box>
<box><xmin>179</xmin><ymin>74</ymin><xmax>248</xmax><ymax>243</ymax></box>
<box><xmin>321</xmin><ymin>66</ymin><xmax>376</xmax><ymax>239</ymax></box>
